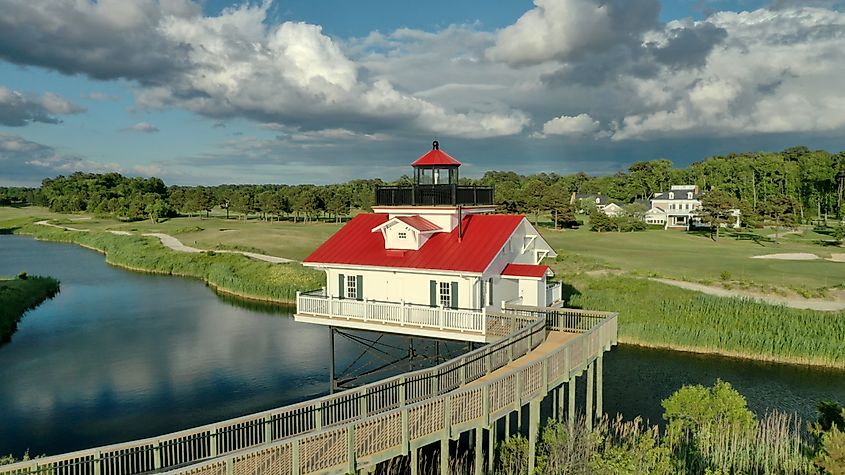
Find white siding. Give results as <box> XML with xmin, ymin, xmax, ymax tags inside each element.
<box><xmin>325</xmin><ymin>267</ymin><xmax>478</xmax><ymax>309</ymax></box>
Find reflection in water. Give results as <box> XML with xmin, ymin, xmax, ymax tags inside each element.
<box><xmin>1</xmin><ymin>235</ymin><xmax>844</xmax><ymax>458</ymax></box>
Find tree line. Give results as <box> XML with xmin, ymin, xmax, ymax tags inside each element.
<box><xmin>2</xmin><ymin>146</ymin><xmax>843</xmax><ymax>226</ymax></box>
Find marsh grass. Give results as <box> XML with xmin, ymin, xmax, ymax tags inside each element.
<box><xmin>0</xmin><ymin>275</ymin><xmax>60</xmax><ymax>341</ymax></box>
<box><xmin>488</xmin><ymin>412</ymin><xmax>812</xmax><ymax>475</ymax></box>
<box><xmin>568</xmin><ymin>276</ymin><xmax>845</xmax><ymax>367</ymax></box>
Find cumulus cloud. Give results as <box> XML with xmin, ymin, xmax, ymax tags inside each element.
<box><xmin>534</xmin><ymin>114</ymin><xmax>601</xmax><ymax>138</ymax></box>
<box><xmin>0</xmin><ymin>133</ymin><xmax>126</xmax><ymax>186</ymax></box>
<box><xmin>1</xmin><ymin>0</ymin><xmax>844</xmax><ymax>173</ymax></box>
<box><xmin>487</xmin><ymin>0</ymin><xmax>660</xmax><ymax>66</ymax></box>
<box><xmin>0</xmin><ymin>0</ymin><xmax>198</xmax><ymax>81</ymax></box>
<box><xmin>0</xmin><ymin>1</ymin><xmax>527</xmax><ymax>139</ymax></box>
<box><xmin>611</xmin><ymin>8</ymin><xmax>845</xmax><ymax>140</ymax></box>
<box><xmin>0</xmin><ymin>86</ymin><xmax>86</xmax><ymax>126</ymax></box>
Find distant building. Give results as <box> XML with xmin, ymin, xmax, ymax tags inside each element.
<box><xmin>648</xmin><ymin>185</ymin><xmax>702</xmax><ymax>229</ymax></box>
<box><xmin>647</xmin><ymin>185</ymin><xmax>741</xmax><ymax>230</ymax></box>
<box><xmin>601</xmin><ymin>202</ymin><xmax>624</xmax><ymax>217</ymax></box>
<box><xmin>571</xmin><ymin>193</ymin><xmax>624</xmax><ymax>216</ymax></box>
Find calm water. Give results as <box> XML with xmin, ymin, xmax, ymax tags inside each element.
<box><xmin>1</xmin><ymin>235</ymin><xmax>844</xmax><ymax>457</ymax></box>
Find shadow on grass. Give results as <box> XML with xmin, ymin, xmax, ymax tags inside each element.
<box><xmin>561</xmin><ymin>282</ymin><xmax>582</xmax><ymax>308</ymax></box>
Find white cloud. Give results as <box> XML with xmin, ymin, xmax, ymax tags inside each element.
<box><xmin>128</xmin><ymin>122</ymin><xmax>160</xmax><ymax>133</ymax></box>
<box><xmin>534</xmin><ymin>113</ymin><xmax>601</xmax><ymax>138</ymax></box>
<box><xmin>611</xmin><ymin>7</ymin><xmax>845</xmax><ymax>140</ymax></box>
<box><xmin>486</xmin><ymin>0</ymin><xmax>659</xmax><ymax>66</ymax></box>
<box><xmin>0</xmin><ymin>133</ymin><xmax>141</xmax><ymax>186</ymax></box>
<box><xmin>0</xmin><ymin>86</ymin><xmax>86</xmax><ymax>126</ymax></box>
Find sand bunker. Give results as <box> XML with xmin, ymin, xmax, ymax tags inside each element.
<box><xmin>826</xmin><ymin>253</ymin><xmax>845</xmax><ymax>263</ymax></box>
<box><xmin>751</xmin><ymin>253</ymin><xmax>820</xmax><ymax>261</ymax></box>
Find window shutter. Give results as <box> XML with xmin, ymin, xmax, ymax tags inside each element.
<box><xmin>430</xmin><ymin>280</ymin><xmax>437</xmax><ymax>307</ymax></box>
<box><xmin>338</xmin><ymin>273</ymin><xmax>345</xmax><ymax>299</ymax></box>
<box><xmin>450</xmin><ymin>282</ymin><xmax>458</xmax><ymax>309</ymax></box>
<box><xmin>356</xmin><ymin>275</ymin><xmax>363</xmax><ymax>301</ymax></box>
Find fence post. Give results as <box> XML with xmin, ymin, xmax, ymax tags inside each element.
<box><xmin>347</xmin><ymin>426</ymin><xmax>356</xmax><ymax>474</ymax></box>
<box><xmin>265</xmin><ymin>414</ymin><xmax>273</xmax><ymax>443</ymax></box>
<box><xmin>210</xmin><ymin>426</ymin><xmax>218</xmax><ymax>457</ymax></box>
<box><xmin>93</xmin><ymin>450</ymin><xmax>101</xmax><ymax>475</ymax></box>
<box><xmin>328</xmin><ymin>294</ymin><xmax>333</xmax><ymax>317</ymax></box>
<box><xmin>153</xmin><ymin>440</ymin><xmax>162</xmax><ymax>470</ymax></box>
<box><xmin>481</xmin><ymin>307</ymin><xmax>487</xmax><ymax>335</ymax></box>
<box><xmin>439</xmin><ymin>305</ymin><xmax>445</xmax><ymax>330</ymax></box>
<box><xmin>292</xmin><ymin>440</ymin><xmax>301</xmax><ymax>475</ymax></box>
<box><xmin>400</xmin><ymin>299</ymin><xmax>406</xmax><ymax>325</ymax></box>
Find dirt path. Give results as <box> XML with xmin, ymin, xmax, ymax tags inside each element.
<box><xmin>649</xmin><ymin>278</ymin><xmax>845</xmax><ymax>311</ymax></box>
<box><xmin>141</xmin><ymin>233</ymin><xmax>294</xmax><ymax>264</ymax></box>
<box><xmin>34</xmin><ymin>220</ymin><xmax>89</xmax><ymax>232</ymax></box>
<box><xmin>34</xmin><ymin>220</ymin><xmax>294</xmax><ymax>264</ymax></box>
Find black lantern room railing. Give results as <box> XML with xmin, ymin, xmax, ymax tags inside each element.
<box><xmin>375</xmin><ymin>184</ymin><xmax>494</xmax><ymax>206</ymax></box>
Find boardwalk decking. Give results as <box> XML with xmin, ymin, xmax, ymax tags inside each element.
<box><xmin>0</xmin><ymin>306</ymin><xmax>617</xmax><ymax>475</ymax></box>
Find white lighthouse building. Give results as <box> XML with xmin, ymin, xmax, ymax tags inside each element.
<box><xmin>295</xmin><ymin>142</ymin><xmax>561</xmax><ymax>342</ymax></box>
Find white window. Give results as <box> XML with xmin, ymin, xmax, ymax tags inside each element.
<box><xmin>687</xmin><ymin>192</ymin><xmax>693</xmax><ymax>199</ymax></box>
<box><xmin>669</xmin><ymin>192</ymin><xmax>674</xmax><ymax>199</ymax></box>
<box><xmin>346</xmin><ymin>275</ymin><xmax>357</xmax><ymax>299</ymax></box>
<box><xmin>398</xmin><ymin>232</ymin><xmax>407</xmax><ymax>239</ymax></box>
<box><xmin>487</xmin><ymin>279</ymin><xmax>493</xmax><ymax>306</ymax></box>
<box><xmin>439</xmin><ymin>282</ymin><xmax>451</xmax><ymax>308</ymax></box>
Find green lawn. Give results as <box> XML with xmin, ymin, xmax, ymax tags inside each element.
<box><xmin>4</xmin><ymin>207</ymin><xmax>845</xmax><ymax>292</ymax></box>
<box><xmin>539</xmin><ymin>225</ymin><xmax>845</xmax><ymax>292</ymax></box>
<box><xmin>0</xmin><ymin>207</ymin><xmax>343</xmax><ymax>261</ymax></box>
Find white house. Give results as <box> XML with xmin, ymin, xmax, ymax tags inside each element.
<box><xmin>571</xmin><ymin>193</ymin><xmax>624</xmax><ymax>216</ymax></box>
<box><xmin>295</xmin><ymin>142</ymin><xmax>561</xmax><ymax>342</ymax></box>
<box><xmin>649</xmin><ymin>185</ymin><xmax>702</xmax><ymax>229</ymax></box>
<box><xmin>601</xmin><ymin>202</ymin><xmax>624</xmax><ymax>217</ymax></box>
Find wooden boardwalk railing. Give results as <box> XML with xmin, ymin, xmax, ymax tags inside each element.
<box><xmin>0</xmin><ymin>307</ymin><xmax>617</xmax><ymax>475</ymax></box>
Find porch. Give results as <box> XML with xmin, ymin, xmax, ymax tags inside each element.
<box><xmin>295</xmin><ymin>289</ymin><xmax>526</xmax><ymax>343</ymax></box>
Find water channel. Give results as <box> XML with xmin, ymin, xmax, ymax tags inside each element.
<box><xmin>1</xmin><ymin>234</ymin><xmax>844</xmax><ymax>457</ymax></box>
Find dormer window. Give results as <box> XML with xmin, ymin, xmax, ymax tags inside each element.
<box><xmin>595</xmin><ymin>198</ymin><xmax>600</xmax><ymax>204</ymax></box>
<box><xmin>398</xmin><ymin>232</ymin><xmax>407</xmax><ymax>239</ymax></box>
<box><xmin>669</xmin><ymin>192</ymin><xmax>674</xmax><ymax>199</ymax></box>
<box><xmin>687</xmin><ymin>192</ymin><xmax>693</xmax><ymax>199</ymax></box>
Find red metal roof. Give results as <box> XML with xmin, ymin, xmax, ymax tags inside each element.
<box><xmin>411</xmin><ymin>149</ymin><xmax>462</xmax><ymax>167</ymax></box>
<box><xmin>501</xmin><ymin>264</ymin><xmax>550</xmax><ymax>278</ymax></box>
<box><xmin>396</xmin><ymin>216</ymin><xmax>441</xmax><ymax>232</ymax></box>
<box><xmin>304</xmin><ymin>213</ymin><xmax>524</xmax><ymax>273</ymax></box>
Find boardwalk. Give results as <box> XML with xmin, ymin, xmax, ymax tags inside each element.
<box><xmin>0</xmin><ymin>306</ymin><xmax>616</xmax><ymax>475</ymax></box>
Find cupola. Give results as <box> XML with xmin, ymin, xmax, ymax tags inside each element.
<box><xmin>411</xmin><ymin>140</ymin><xmax>461</xmax><ymax>186</ymax></box>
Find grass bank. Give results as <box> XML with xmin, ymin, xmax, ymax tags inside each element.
<box><xmin>15</xmin><ymin>223</ymin><xmax>325</xmax><ymax>305</ymax></box>
<box><xmin>568</xmin><ymin>276</ymin><xmax>845</xmax><ymax>368</ymax></box>
<box><xmin>0</xmin><ymin>274</ymin><xmax>60</xmax><ymax>342</ymax></box>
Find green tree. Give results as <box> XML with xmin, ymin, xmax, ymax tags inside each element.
<box><xmin>145</xmin><ymin>198</ymin><xmax>175</xmax><ymax>223</ymax></box>
<box><xmin>589</xmin><ymin>208</ymin><xmax>615</xmax><ymax>232</ymax></box>
<box><xmin>662</xmin><ymin>379</ymin><xmax>755</xmax><ymax>445</ymax></box>
<box><xmin>698</xmin><ymin>189</ymin><xmax>738</xmax><ymax>239</ymax></box>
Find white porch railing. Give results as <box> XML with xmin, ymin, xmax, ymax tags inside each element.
<box><xmin>297</xmin><ymin>290</ymin><xmax>487</xmax><ymax>334</ymax></box>
<box><xmin>546</xmin><ymin>281</ymin><xmax>563</xmax><ymax>305</ymax></box>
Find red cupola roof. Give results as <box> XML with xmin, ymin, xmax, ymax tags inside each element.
<box><xmin>411</xmin><ymin>140</ymin><xmax>462</xmax><ymax>167</ymax></box>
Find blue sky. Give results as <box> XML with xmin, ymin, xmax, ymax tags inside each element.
<box><xmin>1</xmin><ymin>0</ymin><xmax>844</xmax><ymax>186</ymax></box>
